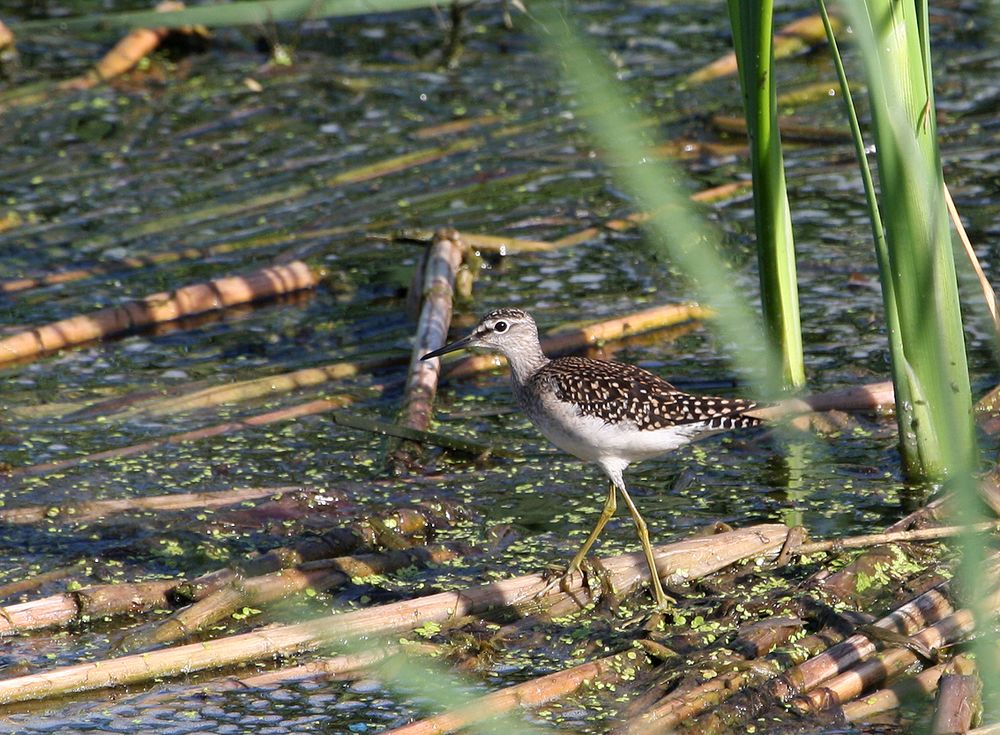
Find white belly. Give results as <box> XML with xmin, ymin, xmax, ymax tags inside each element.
<box><xmin>527</xmin><ymin>400</ymin><xmax>709</xmax><ymax>466</ymax></box>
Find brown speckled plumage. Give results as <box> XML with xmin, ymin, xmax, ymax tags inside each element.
<box><xmin>530</xmin><ymin>356</ymin><xmax>761</xmax><ymax>432</ymax></box>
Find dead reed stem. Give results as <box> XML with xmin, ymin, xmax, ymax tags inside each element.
<box><xmin>793</xmin><ymin>521</ymin><xmax>1000</xmax><ymax>555</ymax></box>
<box><xmin>0</xmin><ymin>580</ymin><xmax>178</xmax><ymax>636</ymax></box>
<box><xmin>384</xmin><ymin>649</ymin><xmax>651</xmax><ymax>735</ymax></box>
<box><xmin>0</xmin><ymin>560</ymin><xmax>88</xmax><ymax>600</ymax></box>
<box><xmin>0</xmin><ymin>261</ymin><xmax>318</xmax><ymax>366</ymax></box>
<box><xmin>0</xmin><ymin>524</ymin><xmax>787</xmax><ymax>704</ymax></box>
<box><xmin>389</xmin><ymin>228</ymin><xmax>466</xmax><ymax>472</ymax></box>
<box><xmin>931</xmin><ymin>658</ymin><xmax>981</xmax><ymax>735</ymax></box>
<box><xmin>686</xmin><ymin>13</ymin><xmax>839</xmax><ymax>84</ymax></box>
<box><xmin>839</xmin><ymin>658</ymin><xmax>953</xmax><ymax>721</ymax></box>
<box><xmin>792</xmin><ymin>608</ymin><xmax>978</xmax><ymax>713</ymax></box>
<box><xmin>118</xmin><ymin>358</ymin><xmax>400</xmax><ymax>418</ymax></box>
<box><xmin>136</xmin><ymin>546</ymin><xmax>462</xmax><ymax>649</ymax></box>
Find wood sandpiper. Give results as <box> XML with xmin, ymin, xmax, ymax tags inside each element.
<box><xmin>421</xmin><ymin>308</ymin><xmax>763</xmax><ymax>608</ymax></box>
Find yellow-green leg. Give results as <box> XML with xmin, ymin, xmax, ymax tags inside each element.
<box><xmin>616</xmin><ymin>480</ymin><xmax>671</xmax><ymax>610</ymax></box>
<box><xmin>566</xmin><ymin>480</ymin><xmax>617</xmax><ymax>575</ymax></box>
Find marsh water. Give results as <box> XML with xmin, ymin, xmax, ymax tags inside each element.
<box><xmin>0</xmin><ymin>0</ymin><xmax>998</xmax><ymax>732</ymax></box>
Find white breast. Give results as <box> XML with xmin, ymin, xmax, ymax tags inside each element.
<box><xmin>526</xmin><ymin>396</ymin><xmax>709</xmax><ymax>466</ymax></box>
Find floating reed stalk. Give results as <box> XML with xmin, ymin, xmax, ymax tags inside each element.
<box><xmin>59</xmin><ymin>1</ymin><xmax>195</xmax><ymax>91</ymax></box>
<box><xmin>389</xmin><ymin>228</ymin><xmax>467</xmax><ymax>472</ymax></box>
<box><xmin>839</xmin><ymin>658</ymin><xmax>953</xmax><ymax>721</ymax></box>
<box><xmin>791</xmin><ymin>606</ymin><xmax>980</xmax><ymax>713</ymax></box>
<box><xmin>385</xmin><ymin>649</ymin><xmax>651</xmax><ymax>735</ymax></box>
<box><xmin>0</xmin><ymin>580</ymin><xmax>177</xmax><ymax>636</ymax></box>
<box><xmin>121</xmin><ymin>357</ymin><xmax>400</xmax><ymax>418</ymax></box>
<box><xmin>135</xmin><ymin>546</ymin><xmax>461</xmax><ymax>649</ymax></box>
<box><xmin>0</xmin><ymin>524</ymin><xmax>788</xmax><ymax>704</ymax></box>
<box><xmin>686</xmin><ymin>13</ymin><xmax>839</xmax><ymax>84</ymax></box>
<box><xmin>0</xmin><ymin>261</ymin><xmax>318</xmax><ymax>366</ymax></box>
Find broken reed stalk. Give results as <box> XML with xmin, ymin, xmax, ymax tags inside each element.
<box><xmin>791</xmin><ymin>521</ymin><xmax>1000</xmax><ymax>555</ymax></box>
<box><xmin>387</xmin><ymin>174</ymin><xmax>756</xmax><ymax>257</ymax></box>
<box><xmin>0</xmin><ymin>485</ymin><xmax>306</xmax><ymax>524</ymax></box>
<box><xmin>0</xmin><ymin>560</ymin><xmax>88</xmax><ymax>601</ymax></box>
<box><xmin>0</xmin><ymin>524</ymin><xmax>789</xmax><ymax>704</ymax></box>
<box><xmin>0</xmin><ymin>219</ymin><xmax>369</xmax><ymax>296</ymax></box>
<box><xmin>119</xmin><ymin>357</ymin><xmax>401</xmax><ymax>418</ymax></box>
<box><xmin>686</xmin><ymin>13</ymin><xmax>838</xmax><ymax>84</ymax></box>
<box><xmin>445</xmin><ymin>302</ymin><xmax>713</xmax><ymax>379</ymax></box>
<box><xmin>621</xmin><ymin>621</ymin><xmax>848</xmax><ymax>735</ymax></box>
<box><xmin>791</xmin><ymin>606</ymin><xmax>981</xmax><ymax>713</ymax></box>
<box><xmin>748</xmin><ymin>380</ymin><xmax>896</xmax><ymax>422</ymax></box>
<box><xmin>0</xmin><ymin>580</ymin><xmax>179</xmax><ymax>636</ymax></box>
<box><xmin>384</xmin><ymin>649</ymin><xmax>652</xmax><ymax>735</ymax></box>
<box><xmin>133</xmin><ymin>546</ymin><xmax>462</xmax><ymax>650</ymax></box>
<box><xmin>386</xmin><ymin>227</ymin><xmax>566</xmax><ymax>254</ymax></box>
<box><xmin>0</xmin><ymin>504</ymin><xmax>449</xmax><ymax>636</ymax></box>
<box><xmin>58</xmin><ymin>1</ymin><xmax>195</xmax><ymax>91</ymax></box>
<box><xmin>931</xmin><ymin>658</ymin><xmax>981</xmax><ymax>735</ymax></box>
<box><xmin>388</xmin><ymin>228</ymin><xmax>467</xmax><ymax>472</ymax></box>
<box><xmin>709</xmin><ymin>113</ymin><xmax>852</xmax><ymax>143</ymax></box>
<box><xmin>640</xmin><ymin>537</ymin><xmax>982</xmax><ymax>735</ymax></box>
<box><xmin>0</xmin><ymin>261</ymin><xmax>318</xmax><ymax>366</ymax></box>
<box><xmin>7</xmin><ymin>393</ymin><xmax>365</xmax><ymax>478</ymax></box>
<box><xmin>774</xmin><ymin>584</ymin><xmax>959</xmax><ymax>701</ymax></box>
<box><xmin>681</xmin><ymin>584</ymin><xmax>962</xmax><ymax>735</ymax></box>
<box><xmin>839</xmin><ymin>657</ymin><xmax>956</xmax><ymax>721</ymax></box>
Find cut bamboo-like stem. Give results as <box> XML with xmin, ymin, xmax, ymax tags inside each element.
<box><xmin>136</xmin><ymin>546</ymin><xmax>461</xmax><ymax>649</ymax></box>
<box><xmin>0</xmin><ymin>561</ymin><xmax>88</xmax><ymax>600</ymax></box>
<box><xmin>772</xmin><ymin>584</ymin><xmax>956</xmax><ymax>702</ymax></box>
<box><xmin>792</xmin><ymin>608</ymin><xmax>977</xmax><ymax>713</ymax></box>
<box><xmin>748</xmin><ymin>381</ymin><xmax>896</xmax><ymax>421</ymax></box>
<box><xmin>118</xmin><ymin>358</ymin><xmax>399</xmax><ymax>418</ymax></box>
<box><xmin>0</xmin><ymin>261</ymin><xmax>318</xmax><ymax>366</ymax></box>
<box><xmin>389</xmin><ymin>228</ymin><xmax>466</xmax><ymax>472</ymax></box>
<box><xmin>686</xmin><ymin>13</ymin><xmax>839</xmax><ymax>84</ymax></box>
<box><xmin>793</xmin><ymin>521</ymin><xmax>1000</xmax><ymax>555</ymax></box>
<box><xmin>0</xmin><ymin>580</ymin><xmax>178</xmax><ymax>636</ymax></box>
<box><xmin>384</xmin><ymin>649</ymin><xmax>651</xmax><ymax>735</ymax></box>
<box><xmin>932</xmin><ymin>669</ymin><xmax>981</xmax><ymax>735</ymax></box>
<box><xmin>0</xmin><ymin>506</ymin><xmax>453</xmax><ymax>637</ymax></box>
<box><xmin>0</xmin><ymin>524</ymin><xmax>788</xmax><ymax>704</ymax></box>
<box><xmin>840</xmin><ymin>659</ymin><xmax>950</xmax><ymax>721</ymax></box>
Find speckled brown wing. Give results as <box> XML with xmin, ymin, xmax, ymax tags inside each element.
<box><xmin>532</xmin><ymin>356</ymin><xmax>762</xmax><ymax>431</ymax></box>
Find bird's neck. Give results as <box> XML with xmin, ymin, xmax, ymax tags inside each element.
<box><xmin>505</xmin><ymin>342</ymin><xmax>549</xmax><ymax>387</ymax></box>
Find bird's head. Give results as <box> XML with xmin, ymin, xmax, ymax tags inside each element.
<box><xmin>421</xmin><ymin>308</ymin><xmax>539</xmax><ymax>361</ymax></box>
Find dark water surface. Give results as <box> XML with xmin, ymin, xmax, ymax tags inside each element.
<box><xmin>0</xmin><ymin>0</ymin><xmax>997</xmax><ymax>732</ymax></box>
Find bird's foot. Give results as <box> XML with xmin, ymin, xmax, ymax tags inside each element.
<box><xmin>537</xmin><ymin>558</ymin><xmax>616</xmax><ymax>605</ymax></box>
<box><xmin>647</xmin><ymin>580</ymin><xmax>678</xmax><ymax>613</ymax></box>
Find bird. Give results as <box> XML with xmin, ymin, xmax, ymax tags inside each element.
<box><xmin>421</xmin><ymin>307</ymin><xmax>763</xmax><ymax>608</ymax></box>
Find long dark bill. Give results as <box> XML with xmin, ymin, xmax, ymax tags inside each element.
<box><xmin>421</xmin><ymin>334</ymin><xmax>473</xmax><ymax>361</ymax></box>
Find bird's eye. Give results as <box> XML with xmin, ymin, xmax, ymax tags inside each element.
<box><xmin>494</xmin><ymin>321</ymin><xmax>508</xmax><ymax>333</ymax></box>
